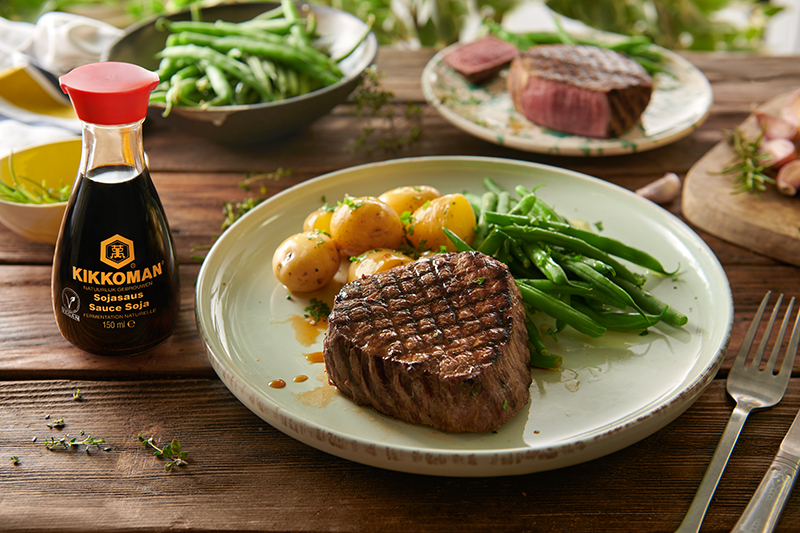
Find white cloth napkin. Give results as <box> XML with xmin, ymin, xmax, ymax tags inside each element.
<box><xmin>0</xmin><ymin>12</ymin><xmax>124</xmax><ymax>157</ymax></box>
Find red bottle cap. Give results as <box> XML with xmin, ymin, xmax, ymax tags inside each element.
<box><xmin>59</xmin><ymin>62</ymin><xmax>159</xmax><ymax>125</ymax></box>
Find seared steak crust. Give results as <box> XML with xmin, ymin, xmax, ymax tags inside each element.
<box><xmin>323</xmin><ymin>251</ymin><xmax>531</xmax><ymax>433</ymax></box>
<box><xmin>507</xmin><ymin>44</ymin><xmax>653</xmax><ymax>138</ymax></box>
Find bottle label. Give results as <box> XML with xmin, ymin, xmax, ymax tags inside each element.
<box><xmin>62</xmin><ymin>232</ymin><xmax>165</xmax><ymax>325</ymax></box>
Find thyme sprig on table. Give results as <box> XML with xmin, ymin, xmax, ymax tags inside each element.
<box><xmin>44</xmin><ymin>434</ymin><xmax>107</xmax><ymax>453</ymax></box>
<box><xmin>346</xmin><ymin>66</ymin><xmax>422</xmax><ymax>154</ymax></box>
<box><xmin>138</xmin><ymin>434</ymin><xmax>188</xmax><ymax>472</ymax></box>
<box><xmin>720</xmin><ymin>127</ymin><xmax>775</xmax><ymax>198</ymax></box>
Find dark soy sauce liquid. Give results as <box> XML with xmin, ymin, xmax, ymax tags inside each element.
<box><xmin>52</xmin><ymin>164</ymin><xmax>180</xmax><ymax>356</ymax></box>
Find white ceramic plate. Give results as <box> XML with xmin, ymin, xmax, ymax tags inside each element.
<box><xmin>195</xmin><ymin>156</ymin><xmax>733</xmax><ymax>476</ymax></box>
<box><xmin>421</xmin><ymin>42</ymin><xmax>713</xmax><ymax>156</ymax></box>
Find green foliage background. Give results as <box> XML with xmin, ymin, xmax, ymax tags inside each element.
<box><xmin>0</xmin><ymin>0</ymin><xmax>785</xmax><ymax>51</ymax></box>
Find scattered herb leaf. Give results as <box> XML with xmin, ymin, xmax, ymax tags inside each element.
<box><xmin>138</xmin><ymin>434</ymin><xmax>188</xmax><ymax>472</ymax></box>
<box><xmin>304</xmin><ymin>299</ymin><xmax>331</xmax><ymax>322</ymax></box>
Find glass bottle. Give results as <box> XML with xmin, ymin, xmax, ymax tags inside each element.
<box><xmin>52</xmin><ymin>62</ymin><xmax>180</xmax><ymax>356</ymax></box>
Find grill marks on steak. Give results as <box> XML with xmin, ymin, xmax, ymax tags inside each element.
<box><xmin>323</xmin><ymin>252</ymin><xmax>531</xmax><ymax>433</ymax></box>
<box><xmin>507</xmin><ymin>44</ymin><xmax>653</xmax><ymax>138</ymax></box>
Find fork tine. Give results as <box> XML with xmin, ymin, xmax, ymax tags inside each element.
<box><xmin>748</xmin><ymin>293</ymin><xmax>784</xmax><ymax>368</ymax></box>
<box><xmin>766</xmin><ymin>297</ymin><xmax>796</xmax><ymax>374</ymax></box>
<box><xmin>784</xmin><ymin>300</ymin><xmax>800</xmax><ymax>372</ymax></box>
<box><xmin>733</xmin><ymin>291</ymin><xmax>773</xmax><ymax>369</ymax></box>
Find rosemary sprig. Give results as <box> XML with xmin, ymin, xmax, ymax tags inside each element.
<box><xmin>720</xmin><ymin>127</ymin><xmax>775</xmax><ymax>198</ymax></box>
<box><xmin>138</xmin><ymin>434</ymin><xmax>188</xmax><ymax>472</ymax></box>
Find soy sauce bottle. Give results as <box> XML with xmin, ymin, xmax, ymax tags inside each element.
<box><xmin>52</xmin><ymin>62</ymin><xmax>180</xmax><ymax>356</ymax></box>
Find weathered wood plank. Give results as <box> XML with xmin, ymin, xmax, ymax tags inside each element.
<box><xmin>0</xmin><ymin>265</ymin><xmax>212</xmax><ymax>380</ymax></box>
<box><xmin>1</xmin><ymin>379</ymin><xmax>799</xmax><ymax>532</ymax></box>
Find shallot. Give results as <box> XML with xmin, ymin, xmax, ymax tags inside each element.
<box><xmin>776</xmin><ymin>159</ymin><xmax>800</xmax><ymax>196</ymax></box>
<box><xmin>636</xmin><ymin>172</ymin><xmax>682</xmax><ymax>204</ymax></box>
<box><xmin>755</xmin><ymin>111</ymin><xmax>798</xmax><ymax>140</ymax></box>
<box><xmin>760</xmin><ymin>137</ymin><xmax>797</xmax><ymax>169</ymax></box>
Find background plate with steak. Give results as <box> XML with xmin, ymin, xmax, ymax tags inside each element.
<box><xmin>422</xmin><ymin>35</ymin><xmax>712</xmax><ymax>156</ymax></box>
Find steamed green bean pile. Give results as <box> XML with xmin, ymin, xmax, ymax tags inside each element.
<box><xmin>150</xmin><ymin>0</ymin><xmax>367</xmax><ymax>114</ymax></box>
<box><xmin>445</xmin><ymin>178</ymin><xmax>687</xmax><ymax>369</ymax></box>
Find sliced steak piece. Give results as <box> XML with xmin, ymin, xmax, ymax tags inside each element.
<box><xmin>323</xmin><ymin>251</ymin><xmax>531</xmax><ymax>433</ymax></box>
<box><xmin>443</xmin><ymin>36</ymin><xmax>520</xmax><ymax>84</ymax></box>
<box><xmin>506</xmin><ymin>44</ymin><xmax>653</xmax><ymax>138</ymax></box>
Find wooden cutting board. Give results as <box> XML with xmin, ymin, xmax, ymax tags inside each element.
<box><xmin>683</xmin><ymin>91</ymin><xmax>800</xmax><ymax>267</ymax></box>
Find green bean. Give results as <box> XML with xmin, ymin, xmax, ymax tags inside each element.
<box><xmin>500</xmin><ymin>225</ymin><xmax>642</xmax><ymax>286</ymax></box>
<box><xmin>157</xmin><ymin>44</ymin><xmax>272</xmax><ymax>101</ymax></box>
<box><xmin>518</xmin><ymin>279</ymin><xmax>594</xmax><ymax>297</ymax></box>
<box><xmin>509</xmin><ymin>238</ymin><xmax>531</xmax><ymax>268</ymax></box>
<box><xmin>477</xmin><ymin>227</ymin><xmax>505</xmax><ymax>255</ymax></box>
<box><xmin>281</xmin><ymin>0</ymin><xmax>311</xmax><ymax>47</ymax></box>
<box><xmin>554</xmin><ymin>252</ymin><xmax>640</xmax><ymax>312</ymax></box>
<box><xmin>508</xmin><ymin>192</ymin><xmax>536</xmax><ymax>215</ymax></box>
<box><xmin>612</xmin><ymin>278</ymin><xmax>689</xmax><ymax>327</ymax></box>
<box><xmin>571</xmin><ymin>300</ymin><xmax>664</xmax><ymax>331</ymax></box>
<box><xmin>253</xmin><ymin>5</ymin><xmax>283</xmax><ymax>20</ymax></box>
<box><xmin>540</xmin><ymin>219</ymin><xmax>678</xmax><ymax>275</ymax></box>
<box><xmin>516</xmin><ymin>283</ymin><xmax>606</xmax><ymax>338</ymax></box>
<box><xmin>496</xmin><ymin>191</ymin><xmax>512</xmax><ymax>214</ymax></box>
<box><xmin>473</xmin><ymin>191</ymin><xmax>499</xmax><ymax>249</ymax></box>
<box><xmin>204</xmin><ymin>62</ymin><xmax>233</xmax><ymax>104</ymax></box>
<box><xmin>482</xmin><ymin>176</ymin><xmax>505</xmax><ymax>195</ymax></box>
<box><xmin>523</xmin><ymin>242</ymin><xmax>567</xmax><ymax>285</ymax></box>
<box><xmin>463</xmin><ymin>192</ymin><xmax>482</xmax><ymax>216</ymax></box>
<box><xmin>163</xmin><ymin>20</ymin><xmax>279</xmax><ymax>39</ymax></box>
<box><xmin>209</xmin><ymin>36</ymin><xmax>342</xmax><ymax>84</ymax></box>
<box><xmin>525</xmin><ymin>319</ymin><xmax>562</xmax><ymax>369</ymax></box>
<box><xmin>442</xmin><ymin>228</ymin><xmax>475</xmax><ymax>253</ymax></box>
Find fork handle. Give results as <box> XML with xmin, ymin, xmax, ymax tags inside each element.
<box><xmin>675</xmin><ymin>404</ymin><xmax>752</xmax><ymax>533</ymax></box>
<box><xmin>730</xmin><ymin>453</ymin><xmax>799</xmax><ymax>533</ymax></box>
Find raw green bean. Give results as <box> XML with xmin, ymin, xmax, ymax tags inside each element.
<box><xmin>204</xmin><ymin>62</ymin><xmax>233</xmax><ymax>103</ymax></box>
<box><xmin>612</xmin><ymin>278</ymin><xmax>689</xmax><ymax>327</ymax></box>
<box><xmin>516</xmin><ymin>283</ymin><xmax>606</xmax><ymax>338</ymax></box>
<box><xmin>253</xmin><ymin>5</ymin><xmax>283</xmax><ymax>20</ymax></box>
<box><xmin>157</xmin><ymin>44</ymin><xmax>272</xmax><ymax>101</ymax></box>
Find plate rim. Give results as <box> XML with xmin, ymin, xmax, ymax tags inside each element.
<box><xmin>421</xmin><ymin>41</ymin><xmax>713</xmax><ymax>157</ymax></box>
<box><xmin>195</xmin><ymin>155</ymin><xmax>733</xmax><ymax>476</ymax></box>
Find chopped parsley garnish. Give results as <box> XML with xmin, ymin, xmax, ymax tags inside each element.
<box><xmin>304</xmin><ymin>299</ymin><xmax>331</xmax><ymax>322</ymax></box>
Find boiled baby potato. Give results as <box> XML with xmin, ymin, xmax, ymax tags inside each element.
<box><xmin>272</xmin><ymin>231</ymin><xmax>340</xmax><ymax>293</ymax></box>
<box><xmin>330</xmin><ymin>196</ymin><xmax>405</xmax><ymax>256</ymax></box>
<box><xmin>378</xmin><ymin>185</ymin><xmax>441</xmax><ymax>217</ymax></box>
<box><xmin>347</xmin><ymin>249</ymin><xmax>414</xmax><ymax>282</ymax></box>
<box><xmin>303</xmin><ymin>207</ymin><xmax>334</xmax><ymax>234</ymax></box>
<box><xmin>407</xmin><ymin>193</ymin><xmax>476</xmax><ymax>252</ymax></box>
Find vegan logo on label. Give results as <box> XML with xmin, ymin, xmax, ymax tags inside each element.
<box><xmin>62</xmin><ymin>287</ymin><xmax>80</xmax><ymax>313</ymax></box>
<box><xmin>100</xmin><ymin>234</ymin><xmax>134</xmax><ymax>269</ymax></box>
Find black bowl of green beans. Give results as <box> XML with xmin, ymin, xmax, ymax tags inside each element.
<box><xmin>103</xmin><ymin>1</ymin><xmax>377</xmax><ymax>143</ymax></box>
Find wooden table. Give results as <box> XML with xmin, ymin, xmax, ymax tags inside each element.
<box><xmin>2</xmin><ymin>49</ymin><xmax>800</xmax><ymax>532</ymax></box>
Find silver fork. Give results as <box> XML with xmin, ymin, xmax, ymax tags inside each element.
<box><xmin>676</xmin><ymin>291</ymin><xmax>799</xmax><ymax>533</ymax></box>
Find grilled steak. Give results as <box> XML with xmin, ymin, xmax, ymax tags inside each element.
<box><xmin>323</xmin><ymin>251</ymin><xmax>531</xmax><ymax>433</ymax></box>
<box><xmin>506</xmin><ymin>44</ymin><xmax>653</xmax><ymax>138</ymax></box>
<box><xmin>443</xmin><ymin>36</ymin><xmax>520</xmax><ymax>85</ymax></box>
